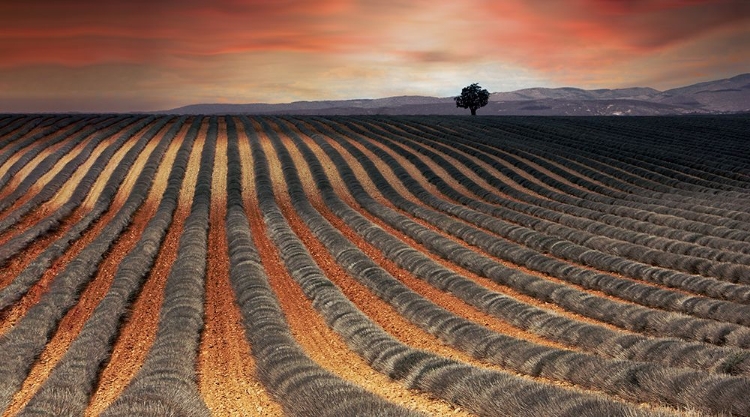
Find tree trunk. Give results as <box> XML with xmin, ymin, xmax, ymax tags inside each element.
<box><xmin>470</xmin><ymin>108</ymin><xmax>477</xmax><ymax>116</ymax></box>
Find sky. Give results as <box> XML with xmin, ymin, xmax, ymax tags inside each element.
<box><xmin>0</xmin><ymin>0</ymin><xmax>748</xmax><ymax>112</ymax></box>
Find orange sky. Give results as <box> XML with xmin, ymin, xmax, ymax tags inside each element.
<box><xmin>1</xmin><ymin>0</ymin><xmax>748</xmax><ymax>112</ymax></box>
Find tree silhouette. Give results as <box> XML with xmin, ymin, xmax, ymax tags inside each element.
<box><xmin>454</xmin><ymin>83</ymin><xmax>490</xmax><ymax>115</ymax></box>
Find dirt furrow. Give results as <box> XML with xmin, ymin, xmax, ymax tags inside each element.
<box><xmin>297</xmin><ymin>121</ymin><xmax>626</xmax><ymax>332</ymax></box>
<box><xmin>0</xmin><ymin>124</ymin><xmax>113</xmax><ymax>219</ymax></box>
<box><xmin>0</xmin><ymin>122</ymin><xmax>76</xmax><ymax>180</ymax></box>
<box><xmin>266</xmin><ymin>124</ymin><xmax>689</xmax><ymax>414</ymax></box>
<box><xmin>0</xmin><ymin>122</ymin><xmax>169</xmax><ymax>337</ymax></box>
<box><xmin>79</xmin><ymin>121</ymin><xmax>168</xmax><ymax>210</ymax></box>
<box><xmin>277</xmin><ymin>127</ymin><xmax>570</xmax><ymax>351</ymax></box>
<box><xmin>84</xmin><ymin>119</ymin><xmax>206</xmax><ymax>416</ymax></box>
<box><xmin>197</xmin><ymin>117</ymin><xmax>278</xmax><ymax>416</ymax></box>
<box><xmin>0</xmin><ymin>122</ymin><xmax>158</xmax><ymax>249</ymax></box>
<box><xmin>247</xmin><ymin>121</ymin><xmax>468</xmax><ymax>415</ymax></box>
<box><xmin>386</xmin><ymin>123</ymin><xmax>740</xmax><ymax>299</ymax></box>
<box><xmin>1</xmin><ymin>121</ymin><xmax>173</xmax><ymax>415</ymax></box>
<box><xmin>2</xmin><ymin>200</ymin><xmax>158</xmax><ymax>416</ymax></box>
<box><xmin>360</xmin><ymin>128</ymin><xmax>700</xmax><ymax>300</ymax></box>
<box><xmin>0</xmin><ymin>210</ymin><xmax>86</xmax><ymax>291</ymax></box>
<box><xmin>373</xmin><ymin>120</ymin><xmax>535</xmax><ymax>204</ymax></box>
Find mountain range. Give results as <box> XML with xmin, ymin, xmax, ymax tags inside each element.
<box><xmin>163</xmin><ymin>73</ymin><xmax>750</xmax><ymax>116</ymax></box>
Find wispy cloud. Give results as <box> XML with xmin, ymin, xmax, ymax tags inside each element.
<box><xmin>0</xmin><ymin>0</ymin><xmax>747</xmax><ymax>111</ymax></box>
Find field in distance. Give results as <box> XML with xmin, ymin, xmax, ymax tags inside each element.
<box><xmin>0</xmin><ymin>114</ymin><xmax>749</xmax><ymax>416</ymax></box>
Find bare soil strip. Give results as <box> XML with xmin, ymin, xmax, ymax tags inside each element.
<box><xmin>3</xmin><ymin>200</ymin><xmax>159</xmax><ymax>416</ymax></box>
<box><xmin>0</xmin><ymin>121</ymin><xmax>159</xmax><ymax>249</ymax></box>
<box><xmin>390</xmin><ymin>123</ymin><xmax>744</xmax><ymax>299</ymax></box>
<box><xmin>248</xmin><ymin>122</ymin><xmax>468</xmax><ymax>415</ymax></box>
<box><xmin>278</xmin><ymin>128</ymin><xmax>569</xmax><ymax>351</ymax></box>
<box><xmin>0</xmin><ymin>210</ymin><xmax>85</xmax><ymax>289</ymax></box>
<box><xmin>265</xmin><ymin>124</ymin><xmax>686</xmax><ymax>414</ymax></box>
<box><xmin>375</xmin><ymin>120</ymin><xmax>535</xmax><ymax>204</ymax></box>
<box><xmin>300</xmin><ymin>121</ymin><xmax>626</xmax><ymax>332</ymax></box>
<box><xmin>0</xmin><ymin>122</ymin><xmax>76</xmax><ymax>179</ymax></box>
<box><xmin>0</xmin><ymin>124</ymin><xmax>117</xmax><ymax>219</ymax></box>
<box><xmin>47</xmin><ymin>124</ymin><xmax>146</xmax><ymax>209</ymax></box>
<box><xmin>84</xmin><ymin>120</ymin><xmax>205</xmax><ymax>416</ymax></box>
<box><xmin>0</xmin><ymin>123</ymin><xmax>167</xmax><ymax>337</ymax></box>
<box><xmin>79</xmin><ymin>121</ymin><xmax>167</xmax><ymax>210</ymax></box>
<box><xmin>1</xmin><ymin>121</ymin><xmax>172</xmax><ymax>415</ymax></box>
<box><xmin>197</xmin><ymin>117</ymin><xmax>279</xmax><ymax>415</ymax></box>
<box><xmin>329</xmin><ymin>124</ymin><xmax>659</xmax><ymax>311</ymax></box>
<box><xmin>229</xmin><ymin>118</ymin><xmax>287</xmax><ymax>416</ymax></box>
<box><xmin>362</xmin><ymin>128</ymin><xmax>700</xmax><ymax>299</ymax></box>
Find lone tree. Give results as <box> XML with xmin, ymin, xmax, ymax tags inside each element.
<box><xmin>455</xmin><ymin>83</ymin><xmax>489</xmax><ymax>115</ymax></box>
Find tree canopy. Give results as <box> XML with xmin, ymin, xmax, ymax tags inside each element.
<box><xmin>454</xmin><ymin>83</ymin><xmax>490</xmax><ymax>115</ymax></box>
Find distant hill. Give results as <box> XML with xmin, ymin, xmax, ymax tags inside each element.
<box><xmin>162</xmin><ymin>73</ymin><xmax>750</xmax><ymax>115</ymax></box>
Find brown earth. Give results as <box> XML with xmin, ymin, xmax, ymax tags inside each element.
<box><xmin>274</xmin><ymin>120</ymin><xmax>570</xmax><ymax>350</ymax></box>
<box><xmin>249</xmin><ymin>119</ymin><xmax>472</xmax><ymax>416</ymax></box>
<box><xmin>291</xmin><ymin>119</ymin><xmax>627</xmax><ymax>333</ymax></box>
<box><xmin>256</xmin><ymin>122</ymin><xmax>667</xmax><ymax>413</ymax></box>
<box><xmin>1</xmin><ymin>116</ymin><xmax>743</xmax><ymax>416</ymax></box>
<box><xmin>0</xmin><ymin>120</ymin><xmax>78</xmax><ymax>180</ymax></box>
<box><xmin>1</xmin><ymin>122</ymin><xmax>121</xmax><ymax>216</ymax></box>
<box><xmin>0</xmin><ymin>210</ymin><xmax>86</xmax><ymax>290</ymax></box>
<box><xmin>85</xmin><ymin>119</ymin><xmax>204</xmax><ymax>416</ymax></box>
<box><xmin>1</xmin><ymin>121</ymin><xmax>171</xmax><ymax>415</ymax></box>
<box><xmin>197</xmin><ymin>117</ymin><xmax>282</xmax><ymax>416</ymax></box>
<box><xmin>368</xmin><ymin>121</ymin><xmax>704</xmax><ymax>300</ymax></box>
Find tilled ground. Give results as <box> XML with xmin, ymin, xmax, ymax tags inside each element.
<box><xmin>0</xmin><ymin>115</ymin><xmax>748</xmax><ymax>416</ymax></box>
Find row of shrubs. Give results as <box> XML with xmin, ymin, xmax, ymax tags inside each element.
<box><xmin>308</xmin><ymin>117</ymin><xmax>750</xmax><ymax>345</ymax></box>
<box><xmin>0</xmin><ymin>116</ymin><xmax>165</xmax><ymax>265</ymax></box>
<box><xmin>342</xmin><ymin>118</ymin><xmax>750</xmax><ymax>294</ymax></box>
<box><xmin>285</xmin><ymin>116</ymin><xmax>750</xmax><ymax>377</ymax></box>
<box><xmin>454</xmin><ymin>116</ymin><xmax>749</xmax><ymax>199</ymax></box>
<box><xmin>415</xmin><ymin>116</ymin><xmax>750</xmax><ymax>240</ymax></box>
<box><xmin>499</xmin><ymin>131</ymin><xmax>750</xmax><ymax>224</ymax></box>
<box><xmin>370</xmin><ymin>117</ymin><xmax>750</xmax><ymax>274</ymax></box>
<box><xmin>561</xmin><ymin>118</ymin><xmax>748</xmax><ymax>183</ymax></box>
<box><xmin>451</xmin><ymin>116</ymin><xmax>750</xmax><ymax>216</ymax></box>
<box><xmin>16</xmin><ymin>117</ymin><xmax>195</xmax><ymax>416</ymax></box>
<box><xmin>0</xmin><ymin>117</ymin><xmax>173</xmax><ymax>310</ymax></box>
<box><xmin>0</xmin><ymin>115</ymin><xmax>86</xmax><ymax>189</ymax></box>
<box><xmin>0</xmin><ymin>115</ymin><xmax>130</xmax><ymax>215</ymax></box>
<box><xmin>0</xmin><ymin>115</ymin><xmax>57</xmax><ymax>157</ymax></box>
<box><xmin>0</xmin><ymin>116</ymin><xmax>188</xmax><ymax>413</ymax></box>
<box><xmin>264</xmin><ymin>116</ymin><xmax>750</xmax><ymax>415</ymax></box>
<box><xmin>498</xmin><ymin>116</ymin><xmax>750</xmax><ymax>194</ymax></box>
<box><xmin>231</xmin><ymin>116</ymin><xmax>422</xmax><ymax>416</ymax></box>
<box><xmin>245</xmin><ymin>116</ymin><xmax>670</xmax><ymax>417</ymax></box>
<box><xmin>100</xmin><ymin>117</ymin><xmax>217</xmax><ymax>416</ymax></box>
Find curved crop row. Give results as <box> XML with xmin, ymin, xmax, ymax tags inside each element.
<box><xmin>0</xmin><ymin>117</ymin><xmax>180</xmax><ymax>413</ymax></box>
<box><xmin>0</xmin><ymin>116</ymin><xmax>50</xmax><ymax>152</ymax></box>
<box><xmin>288</xmin><ymin>117</ymin><xmax>750</xmax><ymax>375</ymax></box>
<box><xmin>370</xmin><ymin>118</ymin><xmax>750</xmax><ymax>274</ymax></box>
<box><xmin>244</xmin><ymin>116</ymin><xmax>668</xmax><ymax>417</ymax></box>
<box><xmin>450</xmin><ymin>117</ymin><xmax>750</xmax><ymax>214</ymax></box>
<box><xmin>0</xmin><ymin>116</ymin><xmax>83</xmax><ymax>183</ymax></box>
<box><xmin>1</xmin><ymin>114</ymin><xmax>748</xmax><ymax>416</ymax></box>
<box><xmin>0</xmin><ymin>115</ymin><xmax>131</xmax><ymax>214</ymax></box>
<box><xmin>303</xmin><ymin>117</ymin><xmax>750</xmax><ymax>352</ymax></box>
<box><xmin>263</xmin><ymin>116</ymin><xmax>750</xmax><ymax>415</ymax></box>
<box><xmin>409</xmin><ymin>117</ymin><xmax>750</xmax><ymax>241</ymax></box>
<box><xmin>342</xmin><ymin>119</ymin><xmax>750</xmax><ymax>301</ymax></box>
<box><xmin>15</xmin><ymin>117</ymin><xmax>195</xmax><ymax>416</ymax></box>
<box><xmin>100</xmin><ymin>117</ymin><xmax>217</xmax><ymax>416</ymax></box>
<box><xmin>223</xmin><ymin>116</ymin><xmax>420</xmax><ymax>417</ymax></box>
<box><xmin>0</xmin><ymin>116</ymin><xmax>167</xmax><ymax>264</ymax></box>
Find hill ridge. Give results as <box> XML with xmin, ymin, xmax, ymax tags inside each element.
<box><xmin>162</xmin><ymin>73</ymin><xmax>750</xmax><ymax>115</ymax></box>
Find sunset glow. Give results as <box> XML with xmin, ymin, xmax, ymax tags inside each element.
<box><xmin>1</xmin><ymin>0</ymin><xmax>748</xmax><ymax>112</ymax></box>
